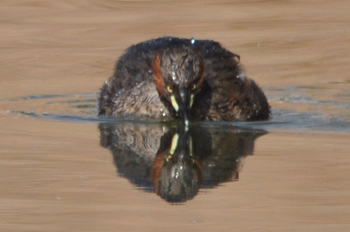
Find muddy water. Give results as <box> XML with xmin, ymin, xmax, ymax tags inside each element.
<box><xmin>1</xmin><ymin>0</ymin><xmax>350</xmax><ymax>231</ymax></box>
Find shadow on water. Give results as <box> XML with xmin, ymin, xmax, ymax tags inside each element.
<box><xmin>99</xmin><ymin>122</ymin><xmax>266</xmax><ymax>203</ymax></box>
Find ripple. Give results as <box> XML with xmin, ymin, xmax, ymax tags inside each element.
<box><xmin>5</xmin><ymin>88</ymin><xmax>350</xmax><ymax>133</ymax></box>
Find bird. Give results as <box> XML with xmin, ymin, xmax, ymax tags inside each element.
<box><xmin>98</xmin><ymin>37</ymin><xmax>270</xmax><ymax>125</ymax></box>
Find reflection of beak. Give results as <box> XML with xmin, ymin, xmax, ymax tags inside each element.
<box><xmin>171</xmin><ymin>89</ymin><xmax>190</xmax><ymax>126</ymax></box>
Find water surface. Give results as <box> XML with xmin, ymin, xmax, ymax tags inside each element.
<box><xmin>1</xmin><ymin>0</ymin><xmax>350</xmax><ymax>231</ymax></box>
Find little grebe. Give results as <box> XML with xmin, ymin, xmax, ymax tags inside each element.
<box><xmin>98</xmin><ymin>37</ymin><xmax>270</xmax><ymax>124</ymax></box>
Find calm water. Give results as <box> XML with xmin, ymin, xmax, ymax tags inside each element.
<box><xmin>1</xmin><ymin>0</ymin><xmax>350</xmax><ymax>231</ymax></box>
<box><xmin>8</xmin><ymin>84</ymin><xmax>350</xmax><ymax>133</ymax></box>
<box><xmin>5</xmin><ymin>85</ymin><xmax>350</xmax><ymax>204</ymax></box>
<box><xmin>2</xmin><ymin>69</ymin><xmax>350</xmax><ymax>232</ymax></box>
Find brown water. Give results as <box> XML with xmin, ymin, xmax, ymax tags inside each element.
<box><xmin>1</xmin><ymin>0</ymin><xmax>350</xmax><ymax>231</ymax></box>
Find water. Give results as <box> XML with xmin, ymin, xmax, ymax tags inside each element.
<box><xmin>1</xmin><ymin>0</ymin><xmax>350</xmax><ymax>231</ymax></box>
<box><xmin>2</xmin><ymin>89</ymin><xmax>349</xmax><ymax>230</ymax></box>
<box><xmin>4</xmin><ymin>86</ymin><xmax>350</xmax><ymax>204</ymax></box>
<box><xmin>7</xmin><ymin>86</ymin><xmax>350</xmax><ymax>133</ymax></box>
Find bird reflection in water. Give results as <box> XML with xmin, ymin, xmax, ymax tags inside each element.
<box><xmin>99</xmin><ymin>122</ymin><xmax>266</xmax><ymax>203</ymax></box>
<box><xmin>152</xmin><ymin>127</ymin><xmax>204</xmax><ymax>202</ymax></box>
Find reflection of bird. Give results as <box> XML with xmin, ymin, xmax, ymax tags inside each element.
<box><xmin>98</xmin><ymin>37</ymin><xmax>270</xmax><ymax>125</ymax></box>
<box><xmin>99</xmin><ymin>122</ymin><xmax>267</xmax><ymax>203</ymax></box>
<box><xmin>152</xmin><ymin>129</ymin><xmax>203</xmax><ymax>203</ymax></box>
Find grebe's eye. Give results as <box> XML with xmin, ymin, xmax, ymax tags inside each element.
<box><xmin>166</xmin><ymin>85</ymin><xmax>173</xmax><ymax>93</ymax></box>
<box><xmin>191</xmin><ymin>84</ymin><xmax>197</xmax><ymax>91</ymax></box>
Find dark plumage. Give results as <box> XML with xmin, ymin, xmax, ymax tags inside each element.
<box><xmin>98</xmin><ymin>37</ymin><xmax>270</xmax><ymax>124</ymax></box>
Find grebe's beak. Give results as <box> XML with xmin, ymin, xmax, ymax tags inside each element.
<box><xmin>179</xmin><ymin>105</ymin><xmax>189</xmax><ymax>127</ymax></box>
<box><xmin>170</xmin><ymin>89</ymin><xmax>190</xmax><ymax>126</ymax></box>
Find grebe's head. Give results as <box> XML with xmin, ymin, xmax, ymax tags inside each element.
<box><xmin>153</xmin><ymin>43</ymin><xmax>204</xmax><ymax>126</ymax></box>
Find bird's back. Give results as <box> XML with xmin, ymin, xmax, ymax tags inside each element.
<box><xmin>190</xmin><ymin>39</ymin><xmax>269</xmax><ymax>121</ymax></box>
